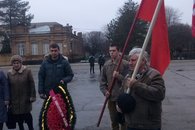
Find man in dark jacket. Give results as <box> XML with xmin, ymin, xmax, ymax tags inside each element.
<box><xmin>98</xmin><ymin>54</ymin><xmax>105</xmax><ymax>73</ymax></box>
<box><xmin>38</xmin><ymin>43</ymin><xmax>74</xmax><ymax>98</ymax></box>
<box><xmin>89</xmin><ymin>55</ymin><xmax>95</xmax><ymax>74</ymax></box>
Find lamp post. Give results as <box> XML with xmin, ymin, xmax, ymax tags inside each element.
<box><xmin>70</xmin><ymin>38</ymin><xmax>73</xmax><ymax>62</ymax></box>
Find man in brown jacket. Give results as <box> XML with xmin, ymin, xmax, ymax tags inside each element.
<box><xmin>118</xmin><ymin>48</ymin><xmax>165</xmax><ymax>130</ymax></box>
<box><xmin>99</xmin><ymin>43</ymin><xmax>128</xmax><ymax>130</ymax></box>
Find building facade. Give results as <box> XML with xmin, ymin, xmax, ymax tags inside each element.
<box><xmin>0</xmin><ymin>22</ymin><xmax>84</xmax><ymax>65</ymax></box>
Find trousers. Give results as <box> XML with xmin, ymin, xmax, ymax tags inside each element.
<box><xmin>108</xmin><ymin>100</ymin><xmax>126</xmax><ymax>130</ymax></box>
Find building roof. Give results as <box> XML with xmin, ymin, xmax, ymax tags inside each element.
<box><xmin>29</xmin><ymin>25</ymin><xmax>50</xmax><ymax>34</ymax></box>
<box><xmin>29</xmin><ymin>22</ymin><xmax>62</xmax><ymax>34</ymax></box>
<box><xmin>30</xmin><ymin>22</ymin><xmax>61</xmax><ymax>28</ymax></box>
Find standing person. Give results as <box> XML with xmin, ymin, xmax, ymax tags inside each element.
<box><xmin>38</xmin><ymin>43</ymin><xmax>74</xmax><ymax>98</ymax></box>
<box><xmin>117</xmin><ymin>48</ymin><xmax>165</xmax><ymax>130</ymax></box>
<box><xmin>0</xmin><ymin>70</ymin><xmax>9</xmax><ymax>130</ymax></box>
<box><xmin>38</xmin><ymin>43</ymin><xmax>75</xmax><ymax>130</ymax></box>
<box><xmin>7</xmin><ymin>55</ymin><xmax>36</xmax><ymax>130</ymax></box>
<box><xmin>99</xmin><ymin>43</ymin><xmax>128</xmax><ymax>130</ymax></box>
<box><xmin>98</xmin><ymin>54</ymin><xmax>105</xmax><ymax>73</ymax></box>
<box><xmin>88</xmin><ymin>55</ymin><xmax>95</xmax><ymax>74</ymax></box>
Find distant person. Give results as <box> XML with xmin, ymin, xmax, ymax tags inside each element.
<box><xmin>99</xmin><ymin>43</ymin><xmax>129</xmax><ymax>130</ymax></box>
<box><xmin>88</xmin><ymin>55</ymin><xmax>95</xmax><ymax>74</ymax></box>
<box><xmin>7</xmin><ymin>55</ymin><xmax>36</xmax><ymax>130</ymax></box>
<box><xmin>98</xmin><ymin>54</ymin><xmax>105</xmax><ymax>73</ymax></box>
<box><xmin>0</xmin><ymin>70</ymin><xmax>9</xmax><ymax>130</ymax></box>
<box><xmin>117</xmin><ymin>48</ymin><xmax>165</xmax><ymax>130</ymax></box>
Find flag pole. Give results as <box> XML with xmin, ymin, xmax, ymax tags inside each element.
<box><xmin>192</xmin><ymin>0</ymin><xmax>195</xmax><ymax>37</ymax></box>
<box><xmin>126</xmin><ymin>0</ymin><xmax>163</xmax><ymax>94</ymax></box>
<box><xmin>96</xmin><ymin>0</ymin><xmax>145</xmax><ymax>127</ymax></box>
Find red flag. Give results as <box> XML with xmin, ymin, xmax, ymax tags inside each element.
<box><xmin>192</xmin><ymin>0</ymin><xmax>195</xmax><ymax>37</ymax></box>
<box><xmin>137</xmin><ymin>0</ymin><xmax>170</xmax><ymax>75</ymax></box>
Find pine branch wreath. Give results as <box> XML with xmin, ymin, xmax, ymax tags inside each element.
<box><xmin>39</xmin><ymin>83</ymin><xmax>76</xmax><ymax>130</ymax></box>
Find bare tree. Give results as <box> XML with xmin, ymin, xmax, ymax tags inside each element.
<box><xmin>166</xmin><ymin>6</ymin><xmax>182</xmax><ymax>27</ymax></box>
<box><xmin>168</xmin><ymin>23</ymin><xmax>195</xmax><ymax>59</ymax></box>
<box><xmin>83</xmin><ymin>31</ymin><xmax>108</xmax><ymax>56</ymax></box>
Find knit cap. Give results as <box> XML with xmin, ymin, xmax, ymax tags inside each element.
<box><xmin>10</xmin><ymin>55</ymin><xmax>23</xmax><ymax>64</ymax></box>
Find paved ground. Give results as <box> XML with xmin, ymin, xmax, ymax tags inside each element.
<box><xmin>162</xmin><ymin>60</ymin><xmax>195</xmax><ymax>130</ymax></box>
<box><xmin>1</xmin><ymin>60</ymin><xmax>195</xmax><ymax>130</ymax></box>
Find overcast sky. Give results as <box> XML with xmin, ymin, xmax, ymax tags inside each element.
<box><xmin>27</xmin><ymin>0</ymin><xmax>193</xmax><ymax>33</ymax></box>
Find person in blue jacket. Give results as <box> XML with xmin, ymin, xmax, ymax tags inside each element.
<box><xmin>38</xmin><ymin>43</ymin><xmax>74</xmax><ymax>99</ymax></box>
<box><xmin>0</xmin><ymin>70</ymin><xmax>9</xmax><ymax>130</ymax></box>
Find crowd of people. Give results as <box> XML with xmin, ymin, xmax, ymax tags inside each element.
<box><xmin>0</xmin><ymin>43</ymin><xmax>74</xmax><ymax>130</ymax></box>
<box><xmin>0</xmin><ymin>43</ymin><xmax>166</xmax><ymax>130</ymax></box>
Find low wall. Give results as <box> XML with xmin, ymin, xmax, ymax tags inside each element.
<box><xmin>0</xmin><ymin>55</ymin><xmax>43</xmax><ymax>66</ymax></box>
<box><xmin>0</xmin><ymin>54</ymin><xmax>12</xmax><ymax>66</ymax></box>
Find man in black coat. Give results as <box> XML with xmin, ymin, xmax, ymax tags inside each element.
<box><xmin>38</xmin><ymin>43</ymin><xmax>74</xmax><ymax>98</ymax></box>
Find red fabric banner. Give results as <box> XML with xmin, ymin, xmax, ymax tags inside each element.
<box><xmin>137</xmin><ymin>0</ymin><xmax>170</xmax><ymax>75</ymax></box>
<box><xmin>137</xmin><ymin>0</ymin><xmax>158</xmax><ymax>22</ymax></box>
<box><xmin>192</xmin><ymin>0</ymin><xmax>195</xmax><ymax>37</ymax></box>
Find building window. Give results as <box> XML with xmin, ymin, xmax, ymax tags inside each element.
<box><xmin>17</xmin><ymin>43</ymin><xmax>25</xmax><ymax>56</ymax></box>
<box><xmin>43</xmin><ymin>43</ymin><xmax>49</xmax><ymax>55</ymax></box>
<box><xmin>32</xmin><ymin>43</ymin><xmax>38</xmax><ymax>55</ymax></box>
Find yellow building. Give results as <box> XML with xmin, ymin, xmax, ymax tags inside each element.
<box><xmin>0</xmin><ymin>22</ymin><xmax>84</xmax><ymax>66</ymax></box>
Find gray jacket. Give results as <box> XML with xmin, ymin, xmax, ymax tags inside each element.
<box><xmin>38</xmin><ymin>54</ymin><xmax>74</xmax><ymax>95</ymax></box>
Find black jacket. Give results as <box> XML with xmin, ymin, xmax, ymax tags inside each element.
<box><xmin>38</xmin><ymin>54</ymin><xmax>74</xmax><ymax>95</ymax></box>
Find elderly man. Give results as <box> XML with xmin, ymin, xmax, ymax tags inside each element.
<box><xmin>117</xmin><ymin>48</ymin><xmax>165</xmax><ymax>130</ymax></box>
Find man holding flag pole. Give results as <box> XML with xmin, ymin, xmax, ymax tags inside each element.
<box><xmin>116</xmin><ymin>0</ymin><xmax>169</xmax><ymax>130</ymax></box>
<box><xmin>99</xmin><ymin>43</ymin><xmax>129</xmax><ymax>130</ymax></box>
<box><xmin>117</xmin><ymin>48</ymin><xmax>165</xmax><ymax>130</ymax></box>
<box><xmin>97</xmin><ymin>0</ymin><xmax>170</xmax><ymax>129</ymax></box>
